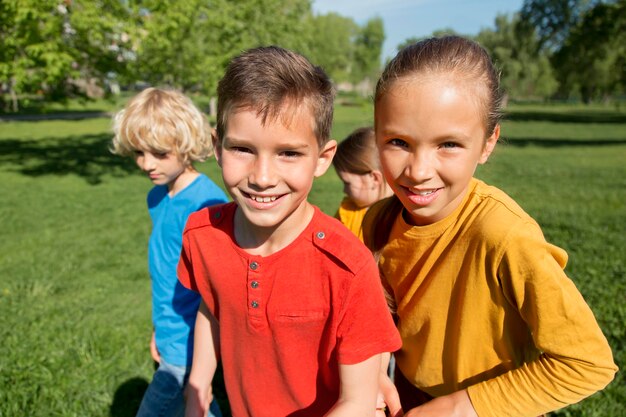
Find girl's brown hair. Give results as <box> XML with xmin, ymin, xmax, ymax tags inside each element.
<box><xmin>366</xmin><ymin>35</ymin><xmax>504</xmax><ymax>255</ymax></box>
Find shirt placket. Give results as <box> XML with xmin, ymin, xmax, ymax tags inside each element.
<box><xmin>247</xmin><ymin>257</ymin><xmax>264</xmax><ymax>323</ymax></box>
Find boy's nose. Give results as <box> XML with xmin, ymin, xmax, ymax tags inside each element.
<box><xmin>139</xmin><ymin>153</ymin><xmax>157</xmax><ymax>171</ymax></box>
<box><xmin>249</xmin><ymin>157</ymin><xmax>277</xmax><ymax>189</ymax></box>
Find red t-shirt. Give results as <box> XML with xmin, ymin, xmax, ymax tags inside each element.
<box><xmin>178</xmin><ymin>202</ymin><xmax>401</xmax><ymax>417</ymax></box>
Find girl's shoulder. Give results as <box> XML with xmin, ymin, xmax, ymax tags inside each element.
<box><xmin>467</xmin><ymin>179</ymin><xmax>542</xmax><ymax>242</ymax></box>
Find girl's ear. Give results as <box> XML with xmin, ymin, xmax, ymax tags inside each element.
<box><xmin>211</xmin><ymin>128</ymin><xmax>222</xmax><ymax>167</ymax></box>
<box><xmin>370</xmin><ymin>170</ymin><xmax>385</xmax><ymax>189</ymax></box>
<box><xmin>314</xmin><ymin>139</ymin><xmax>337</xmax><ymax>178</ymax></box>
<box><xmin>479</xmin><ymin>124</ymin><xmax>500</xmax><ymax>164</ymax></box>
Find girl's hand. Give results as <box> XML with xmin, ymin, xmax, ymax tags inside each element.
<box><xmin>150</xmin><ymin>331</ymin><xmax>161</xmax><ymax>363</ymax></box>
<box><xmin>404</xmin><ymin>390</ymin><xmax>477</xmax><ymax>417</ymax></box>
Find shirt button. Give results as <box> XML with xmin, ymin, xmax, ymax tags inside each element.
<box><xmin>251</xmin><ymin>300</ymin><xmax>259</xmax><ymax>308</ymax></box>
<box><xmin>251</xmin><ymin>281</ymin><xmax>259</xmax><ymax>288</ymax></box>
<box><xmin>316</xmin><ymin>231</ymin><xmax>325</xmax><ymax>239</ymax></box>
<box><xmin>250</xmin><ymin>261</ymin><xmax>258</xmax><ymax>270</ymax></box>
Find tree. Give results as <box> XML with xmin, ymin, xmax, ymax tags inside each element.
<box><xmin>352</xmin><ymin>16</ymin><xmax>385</xmax><ymax>83</ymax></box>
<box><xmin>476</xmin><ymin>14</ymin><xmax>557</xmax><ymax>100</ymax></box>
<box><xmin>0</xmin><ymin>0</ymin><xmax>133</xmax><ymax>112</ymax></box>
<box><xmin>552</xmin><ymin>0</ymin><xmax>626</xmax><ymax>102</ymax></box>
<box><xmin>132</xmin><ymin>0</ymin><xmax>313</xmax><ymax>99</ymax></box>
<box><xmin>305</xmin><ymin>12</ymin><xmax>358</xmax><ymax>83</ymax></box>
<box><xmin>519</xmin><ymin>0</ymin><xmax>596</xmax><ymax>51</ymax></box>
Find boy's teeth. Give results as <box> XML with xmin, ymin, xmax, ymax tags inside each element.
<box><xmin>252</xmin><ymin>195</ymin><xmax>277</xmax><ymax>202</ymax></box>
<box><xmin>417</xmin><ymin>190</ymin><xmax>435</xmax><ymax>196</ymax></box>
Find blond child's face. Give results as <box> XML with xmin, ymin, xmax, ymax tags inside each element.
<box><xmin>215</xmin><ymin>103</ymin><xmax>336</xmax><ymax>233</ymax></box>
<box><xmin>337</xmin><ymin>170</ymin><xmax>381</xmax><ymax>209</ymax></box>
<box><xmin>374</xmin><ymin>75</ymin><xmax>498</xmax><ymax>226</ymax></box>
<box><xmin>134</xmin><ymin>149</ymin><xmax>195</xmax><ymax>193</ymax></box>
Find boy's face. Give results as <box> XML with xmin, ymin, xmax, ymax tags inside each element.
<box><xmin>134</xmin><ymin>149</ymin><xmax>194</xmax><ymax>193</ymax></box>
<box><xmin>215</xmin><ymin>103</ymin><xmax>336</xmax><ymax>234</ymax></box>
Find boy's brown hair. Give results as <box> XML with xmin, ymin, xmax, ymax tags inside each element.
<box><xmin>215</xmin><ymin>46</ymin><xmax>335</xmax><ymax>148</ymax></box>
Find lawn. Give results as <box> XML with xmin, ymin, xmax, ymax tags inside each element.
<box><xmin>0</xmin><ymin>100</ymin><xmax>624</xmax><ymax>416</ymax></box>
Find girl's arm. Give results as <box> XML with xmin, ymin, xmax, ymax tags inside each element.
<box><xmin>404</xmin><ymin>390</ymin><xmax>476</xmax><ymax>417</ymax></box>
<box><xmin>185</xmin><ymin>301</ymin><xmax>219</xmax><ymax>417</ymax></box>
<box><xmin>325</xmin><ymin>354</ymin><xmax>382</xmax><ymax>417</ymax></box>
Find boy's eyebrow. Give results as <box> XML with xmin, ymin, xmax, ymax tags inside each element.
<box><xmin>224</xmin><ymin>135</ymin><xmax>313</xmax><ymax>150</ymax></box>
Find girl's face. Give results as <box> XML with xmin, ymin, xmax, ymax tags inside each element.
<box><xmin>337</xmin><ymin>170</ymin><xmax>381</xmax><ymax>208</ymax></box>
<box><xmin>375</xmin><ymin>75</ymin><xmax>498</xmax><ymax>226</ymax></box>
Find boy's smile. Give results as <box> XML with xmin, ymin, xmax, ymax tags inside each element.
<box><xmin>216</xmin><ymin>102</ymin><xmax>336</xmax><ymax>247</ymax></box>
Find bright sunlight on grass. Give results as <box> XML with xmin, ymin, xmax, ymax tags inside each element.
<box><xmin>0</xmin><ymin>100</ymin><xmax>624</xmax><ymax>416</ymax></box>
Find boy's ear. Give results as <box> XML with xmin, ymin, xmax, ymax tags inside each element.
<box><xmin>314</xmin><ymin>139</ymin><xmax>337</xmax><ymax>178</ymax></box>
<box><xmin>479</xmin><ymin>124</ymin><xmax>500</xmax><ymax>164</ymax></box>
<box><xmin>211</xmin><ymin>128</ymin><xmax>222</xmax><ymax>167</ymax></box>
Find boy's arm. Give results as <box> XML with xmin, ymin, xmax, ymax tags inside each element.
<box><xmin>377</xmin><ymin>352</ymin><xmax>402</xmax><ymax>417</ymax></box>
<box><xmin>325</xmin><ymin>354</ymin><xmax>382</xmax><ymax>417</ymax></box>
<box><xmin>185</xmin><ymin>301</ymin><xmax>219</xmax><ymax>417</ymax></box>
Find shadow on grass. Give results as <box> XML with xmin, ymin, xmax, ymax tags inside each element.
<box><xmin>505</xmin><ymin>110</ymin><xmax>626</xmax><ymax>124</ymax></box>
<box><xmin>0</xmin><ymin>133</ymin><xmax>138</xmax><ymax>184</ymax></box>
<box><xmin>110</xmin><ymin>377</ymin><xmax>148</xmax><ymax>417</ymax></box>
<box><xmin>502</xmin><ymin>137</ymin><xmax>626</xmax><ymax>147</ymax></box>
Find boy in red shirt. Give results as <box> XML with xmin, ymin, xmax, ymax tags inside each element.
<box><xmin>178</xmin><ymin>46</ymin><xmax>401</xmax><ymax>417</ymax></box>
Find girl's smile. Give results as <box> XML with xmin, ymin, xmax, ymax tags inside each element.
<box><xmin>375</xmin><ymin>76</ymin><xmax>498</xmax><ymax>226</ymax></box>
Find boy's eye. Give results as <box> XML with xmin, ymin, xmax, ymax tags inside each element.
<box><xmin>154</xmin><ymin>152</ymin><xmax>169</xmax><ymax>158</ymax></box>
<box><xmin>230</xmin><ymin>146</ymin><xmax>252</xmax><ymax>154</ymax></box>
<box><xmin>280</xmin><ymin>150</ymin><xmax>301</xmax><ymax>158</ymax></box>
<box><xmin>134</xmin><ymin>150</ymin><xmax>144</xmax><ymax>156</ymax></box>
<box><xmin>441</xmin><ymin>142</ymin><xmax>458</xmax><ymax>149</ymax></box>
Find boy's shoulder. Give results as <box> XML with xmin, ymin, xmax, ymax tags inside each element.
<box><xmin>309</xmin><ymin>208</ymin><xmax>376</xmax><ymax>275</ymax></box>
<box><xmin>183</xmin><ymin>201</ymin><xmax>234</xmax><ymax>233</ymax></box>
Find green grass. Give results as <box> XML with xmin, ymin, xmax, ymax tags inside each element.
<box><xmin>0</xmin><ymin>102</ymin><xmax>624</xmax><ymax>416</ymax></box>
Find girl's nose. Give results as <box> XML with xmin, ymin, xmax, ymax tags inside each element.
<box><xmin>405</xmin><ymin>150</ymin><xmax>434</xmax><ymax>182</ymax></box>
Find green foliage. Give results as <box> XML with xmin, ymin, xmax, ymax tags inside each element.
<box><xmin>351</xmin><ymin>16</ymin><xmax>385</xmax><ymax>82</ymax></box>
<box><xmin>476</xmin><ymin>14</ymin><xmax>558</xmax><ymax>100</ymax></box>
<box><xmin>0</xmin><ymin>0</ymin><xmax>134</xmax><ymax>111</ymax></box>
<box><xmin>552</xmin><ymin>1</ymin><xmax>626</xmax><ymax>102</ymax></box>
<box><xmin>305</xmin><ymin>12</ymin><xmax>358</xmax><ymax>83</ymax></box>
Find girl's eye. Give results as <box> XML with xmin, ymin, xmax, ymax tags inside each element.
<box><xmin>389</xmin><ymin>138</ymin><xmax>408</xmax><ymax>148</ymax></box>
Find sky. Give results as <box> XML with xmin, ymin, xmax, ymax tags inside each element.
<box><xmin>312</xmin><ymin>0</ymin><xmax>525</xmax><ymax>61</ymax></box>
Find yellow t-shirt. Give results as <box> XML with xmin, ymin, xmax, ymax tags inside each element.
<box><xmin>335</xmin><ymin>196</ymin><xmax>369</xmax><ymax>242</ymax></box>
<box><xmin>364</xmin><ymin>178</ymin><xmax>616</xmax><ymax>417</ymax></box>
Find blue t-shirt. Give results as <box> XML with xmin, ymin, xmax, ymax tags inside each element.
<box><xmin>147</xmin><ymin>173</ymin><xmax>228</xmax><ymax>366</ymax></box>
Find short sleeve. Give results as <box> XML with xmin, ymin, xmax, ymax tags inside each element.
<box><xmin>335</xmin><ymin>257</ymin><xmax>401</xmax><ymax>365</ymax></box>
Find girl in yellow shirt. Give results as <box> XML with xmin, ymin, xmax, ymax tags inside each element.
<box><xmin>333</xmin><ymin>127</ymin><xmax>392</xmax><ymax>241</ymax></box>
<box><xmin>366</xmin><ymin>35</ymin><xmax>617</xmax><ymax>417</ymax></box>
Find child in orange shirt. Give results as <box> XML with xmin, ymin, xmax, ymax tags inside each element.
<box><xmin>365</xmin><ymin>35</ymin><xmax>616</xmax><ymax>417</ymax></box>
<box><xmin>333</xmin><ymin>127</ymin><xmax>392</xmax><ymax>241</ymax></box>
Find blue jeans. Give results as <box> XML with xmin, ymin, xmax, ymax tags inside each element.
<box><xmin>136</xmin><ymin>358</ymin><xmax>222</xmax><ymax>417</ymax></box>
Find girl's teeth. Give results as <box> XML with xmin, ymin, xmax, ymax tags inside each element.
<box><xmin>417</xmin><ymin>190</ymin><xmax>435</xmax><ymax>196</ymax></box>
